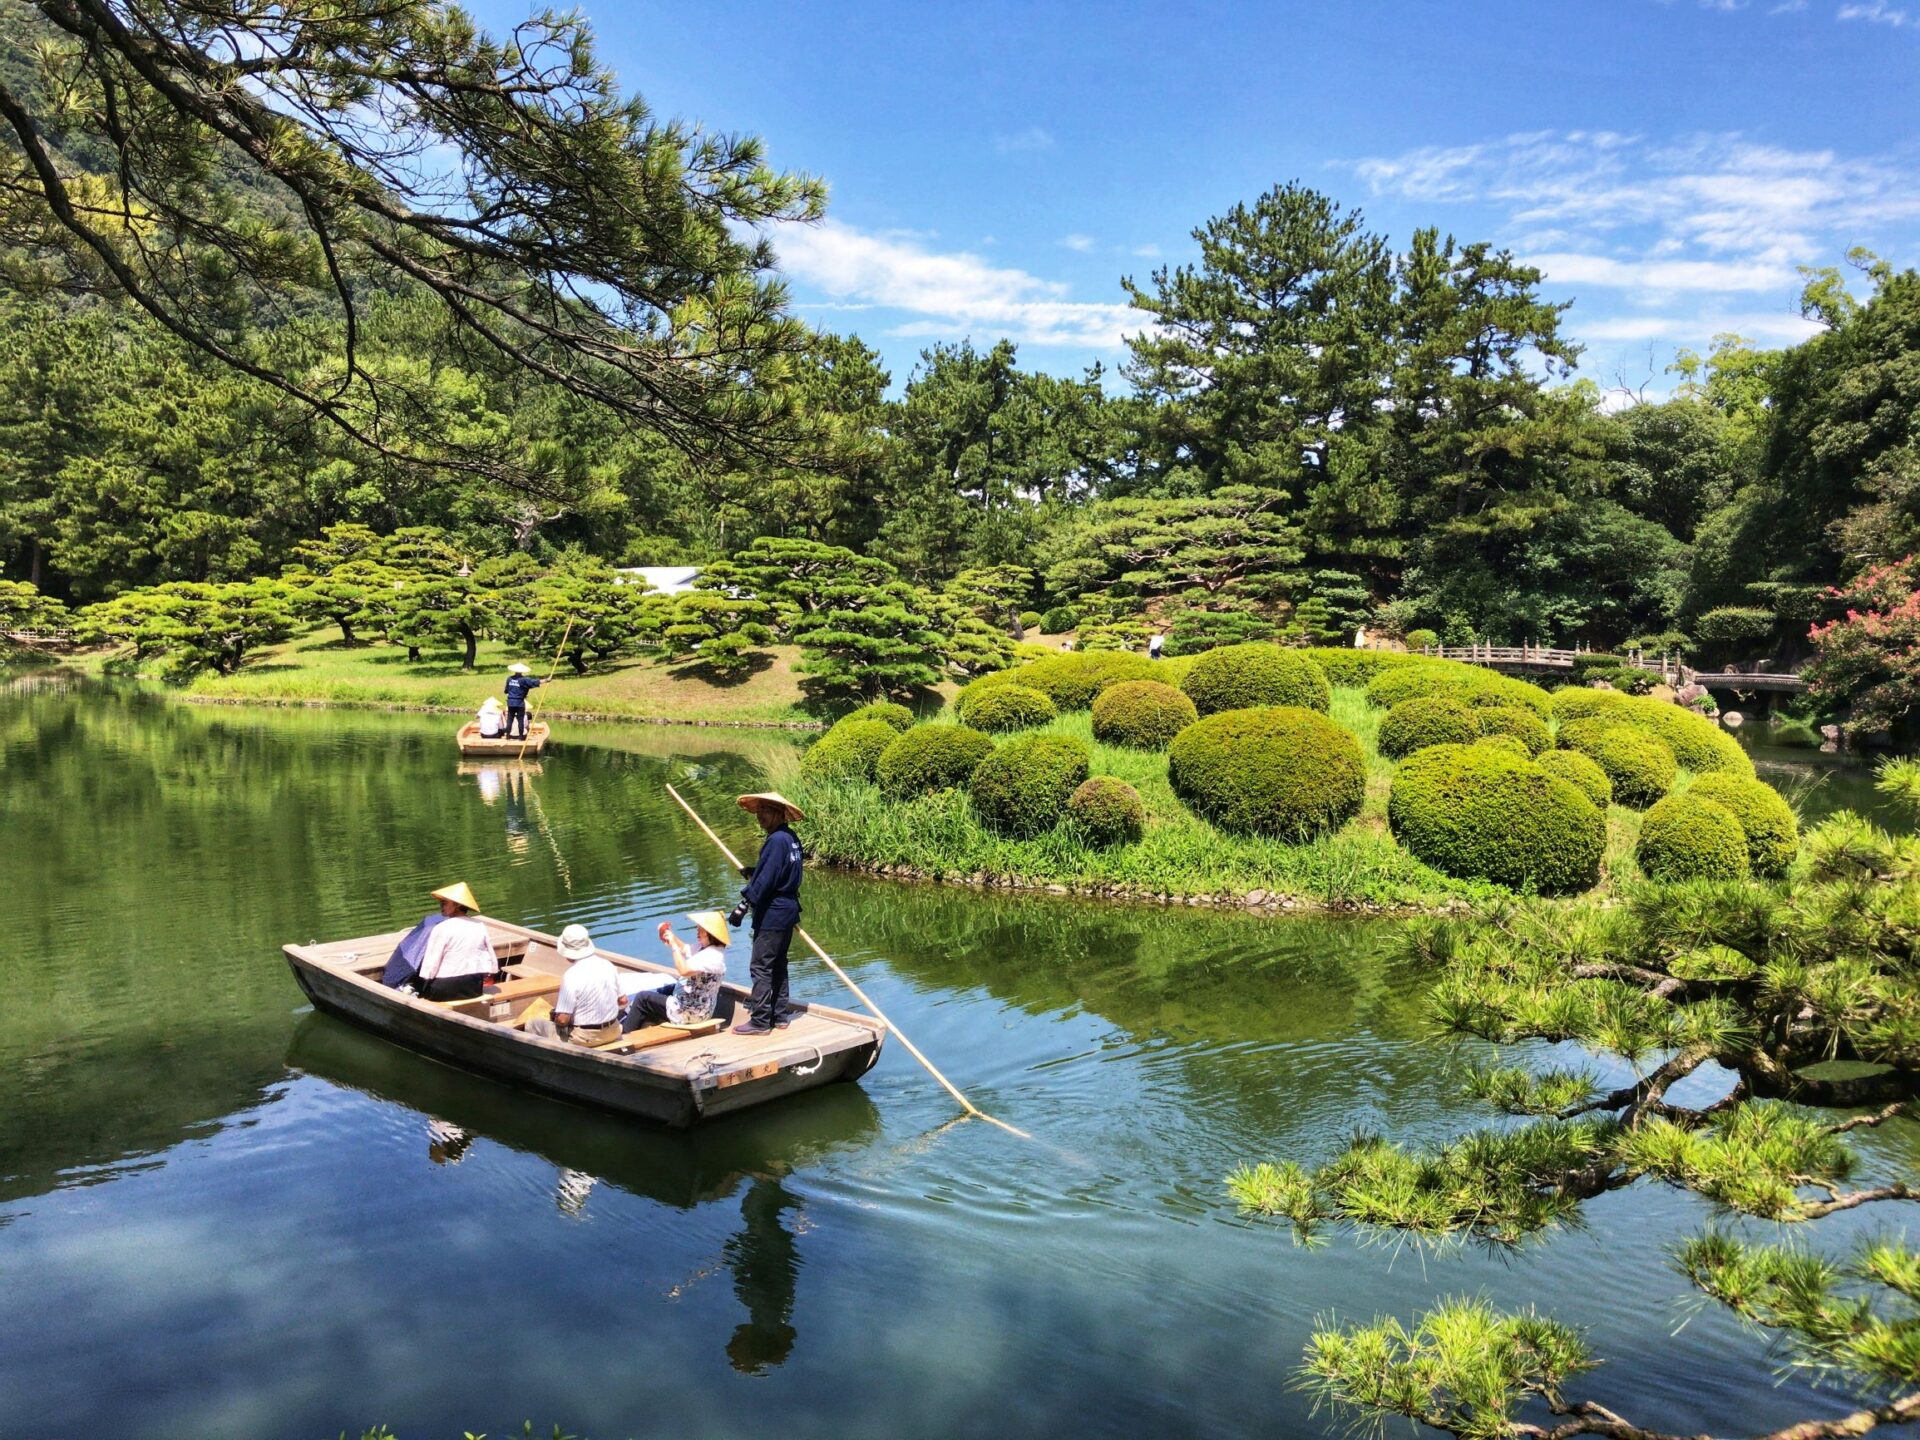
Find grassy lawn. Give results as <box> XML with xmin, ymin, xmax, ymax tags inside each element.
<box><xmin>87</xmin><ymin>628</ymin><xmax>838</xmax><ymax>727</ymax></box>
<box><xmin>781</xmin><ymin>689</ymin><xmax>1680</xmax><ymax>913</ymax></box>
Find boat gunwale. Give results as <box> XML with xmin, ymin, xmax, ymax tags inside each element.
<box><xmin>455</xmin><ymin>721</ymin><xmax>551</xmax><ymax>757</ymax></box>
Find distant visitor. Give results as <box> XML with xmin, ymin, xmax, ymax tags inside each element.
<box><xmin>503</xmin><ymin>661</ymin><xmax>543</xmax><ymax>739</ymax></box>
<box><xmin>729</xmin><ymin>792</ymin><xmax>806</xmax><ymax>1035</ymax></box>
<box><xmin>476</xmin><ymin>695</ymin><xmax>504</xmax><ymax>738</ymax></box>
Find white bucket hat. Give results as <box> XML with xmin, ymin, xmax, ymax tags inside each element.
<box><xmin>557</xmin><ymin>924</ymin><xmax>595</xmax><ymax>961</ymax></box>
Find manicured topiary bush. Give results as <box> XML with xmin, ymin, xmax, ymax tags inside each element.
<box><xmin>1537</xmin><ymin>749</ymin><xmax>1612</xmax><ymax>809</ymax></box>
<box><xmin>956</xmin><ymin>682</ymin><xmax>1057</xmax><ymax>733</ymax></box>
<box><xmin>1364</xmin><ymin>661</ymin><xmax>1552</xmax><ymax>718</ymax></box>
<box><xmin>1621</xmin><ymin>696</ymin><xmax>1753</xmax><ymax>776</ymax></box>
<box><xmin>1018</xmin><ymin>652</ymin><xmax>1159</xmax><ymax>710</ymax></box>
<box><xmin>1091</xmin><ymin>680</ymin><xmax>1199</xmax><ymax>749</ymax></box>
<box><xmin>968</xmin><ymin>732</ymin><xmax>1092</xmax><ymax>837</ymax></box>
<box><xmin>840</xmin><ymin>700</ymin><xmax>915</xmax><ymax>733</ymax></box>
<box><xmin>1040</xmin><ymin>605</ymin><xmax>1077</xmax><ymax>635</ymax></box>
<box><xmin>1168</xmin><ymin>706</ymin><xmax>1365</xmax><ymax>839</ymax></box>
<box><xmin>1551</xmin><ymin>687</ymin><xmax>1630</xmax><ymax>722</ymax></box>
<box><xmin>1636</xmin><ymin>794</ymin><xmax>1751</xmax><ymax>881</ymax></box>
<box><xmin>1387</xmin><ymin>743</ymin><xmax>1605</xmax><ymax>892</ymax></box>
<box><xmin>1687</xmin><ymin>773</ymin><xmax>1799</xmax><ymax>876</ymax></box>
<box><xmin>1475</xmin><ymin>734</ymin><xmax>1531</xmax><ymax>758</ymax></box>
<box><xmin>1475</xmin><ymin>705</ymin><xmax>1552</xmax><ymax>757</ymax></box>
<box><xmin>1377</xmin><ymin>696</ymin><xmax>1480</xmax><ymax>759</ymax></box>
<box><xmin>1305</xmin><ymin>648</ymin><xmax>1421</xmax><ymax>688</ymax></box>
<box><xmin>799</xmin><ymin>718</ymin><xmax>899</xmax><ymax>783</ymax></box>
<box><xmin>1592</xmin><ymin>728</ymin><xmax>1676</xmax><ymax>809</ymax></box>
<box><xmin>875</xmin><ymin>723</ymin><xmax>994</xmax><ymax>797</ymax></box>
<box><xmin>1180</xmin><ymin>643</ymin><xmax>1331</xmax><ymax>715</ymax></box>
<box><xmin>1405</xmin><ymin>628</ymin><xmax>1439</xmax><ymax>650</ymax></box>
<box><xmin>1556</xmin><ymin>717</ymin><xmax>1615</xmax><ymax>758</ymax></box>
<box><xmin>1020</xmin><ymin>610</ymin><xmax>1042</xmax><ymax>632</ymax></box>
<box><xmin>1461</xmin><ymin>677</ymin><xmax>1555</xmax><ymax>719</ymax></box>
<box><xmin>1066</xmin><ymin>776</ymin><xmax>1146</xmax><ymax>847</ymax></box>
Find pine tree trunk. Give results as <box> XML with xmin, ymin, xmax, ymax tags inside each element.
<box><xmin>461</xmin><ymin>625</ymin><xmax>477</xmax><ymax>671</ymax></box>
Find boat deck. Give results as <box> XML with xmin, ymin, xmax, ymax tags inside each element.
<box><xmin>457</xmin><ymin>723</ymin><xmax>549</xmax><ymax>757</ymax></box>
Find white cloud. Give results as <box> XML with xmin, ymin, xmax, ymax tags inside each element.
<box><xmin>1577</xmin><ymin>312</ymin><xmax>1823</xmax><ymax>342</ymax></box>
<box><xmin>1130</xmin><ymin>244</ymin><xmax>1163</xmax><ymax>258</ymax></box>
<box><xmin>994</xmin><ymin>126</ymin><xmax>1056</xmax><ymax>154</ymax></box>
<box><xmin>1528</xmin><ymin>251</ymin><xmax>1797</xmax><ymax>292</ymax></box>
<box><xmin>774</xmin><ymin>218</ymin><xmax>1143</xmax><ymax>348</ymax></box>
<box><xmin>1059</xmin><ymin>232</ymin><xmax>1096</xmax><ymax>252</ymax></box>
<box><xmin>1839</xmin><ymin>0</ymin><xmax>1911</xmax><ymax>22</ymax></box>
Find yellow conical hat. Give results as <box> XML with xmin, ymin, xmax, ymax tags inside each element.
<box><xmin>737</xmin><ymin>791</ymin><xmax>805</xmax><ymax>823</ymax></box>
<box><xmin>687</xmin><ymin>910</ymin><xmax>731</xmax><ymax>946</ymax></box>
<box><xmin>431</xmin><ymin>881</ymin><xmax>481</xmax><ymax>913</ymax></box>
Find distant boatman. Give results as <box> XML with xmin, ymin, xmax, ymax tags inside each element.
<box><xmin>728</xmin><ymin>792</ymin><xmax>805</xmax><ymax>1035</ymax></box>
<box><xmin>503</xmin><ymin>662</ymin><xmax>542</xmax><ymax>740</ymax></box>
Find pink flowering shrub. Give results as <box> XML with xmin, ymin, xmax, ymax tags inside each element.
<box><xmin>1806</xmin><ymin>555</ymin><xmax>1920</xmax><ymax>735</ymax></box>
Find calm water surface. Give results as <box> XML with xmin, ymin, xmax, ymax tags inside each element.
<box><xmin>3</xmin><ymin>680</ymin><xmax>1911</xmax><ymax>1438</ymax></box>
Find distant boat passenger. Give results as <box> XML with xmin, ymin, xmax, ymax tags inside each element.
<box><xmin>477</xmin><ymin>696</ymin><xmax>504</xmax><ymax>738</ymax></box>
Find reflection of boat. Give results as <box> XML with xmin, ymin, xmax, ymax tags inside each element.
<box><xmin>456</xmin><ymin>721</ymin><xmax>549</xmax><ymax>757</ymax></box>
<box><xmin>283</xmin><ymin>917</ymin><xmax>887</xmax><ymax>1128</ymax></box>
<box><xmin>455</xmin><ymin>758</ymin><xmax>544</xmax><ymax>777</ymax></box>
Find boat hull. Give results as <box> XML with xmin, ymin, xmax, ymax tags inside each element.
<box><xmin>284</xmin><ymin>922</ymin><xmax>884</xmax><ymax>1129</ymax></box>
<box><xmin>457</xmin><ymin>722</ymin><xmax>549</xmax><ymax>757</ymax></box>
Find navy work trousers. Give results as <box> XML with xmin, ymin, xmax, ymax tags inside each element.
<box><xmin>747</xmin><ymin>925</ymin><xmax>795</xmax><ymax>1028</ymax></box>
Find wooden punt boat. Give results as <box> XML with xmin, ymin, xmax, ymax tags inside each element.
<box><xmin>457</xmin><ymin>721</ymin><xmax>550</xmax><ymax>757</ymax></box>
<box><xmin>283</xmin><ymin>917</ymin><xmax>887</xmax><ymax>1128</ymax></box>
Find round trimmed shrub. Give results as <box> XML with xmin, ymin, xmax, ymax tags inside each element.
<box><xmin>1092</xmin><ymin>679</ymin><xmax>1198</xmax><ymax>749</ymax></box>
<box><xmin>1592</xmin><ymin>728</ymin><xmax>1676</xmax><ymax>809</ymax></box>
<box><xmin>1306</xmin><ymin>648</ymin><xmax>1421</xmax><ymax>688</ymax></box>
<box><xmin>1365</xmin><ymin>662</ymin><xmax>1466</xmax><ymax>709</ymax></box>
<box><xmin>1405</xmin><ymin>628</ymin><xmax>1440</xmax><ymax>649</ymax></box>
<box><xmin>1475</xmin><ymin>734</ymin><xmax>1531</xmax><ymax>759</ymax></box>
<box><xmin>1180</xmin><ymin>643</ymin><xmax>1331</xmax><ymax>715</ymax></box>
<box><xmin>1687</xmin><ymin>773</ymin><xmax>1799</xmax><ymax>876</ymax></box>
<box><xmin>1378</xmin><ymin>696</ymin><xmax>1480</xmax><ymax>759</ymax></box>
<box><xmin>1388</xmin><ymin>744</ymin><xmax>1605</xmax><ymax>892</ymax></box>
<box><xmin>1552</xmin><ymin>687</ymin><xmax>1630</xmax><ymax>722</ymax></box>
<box><xmin>1537</xmin><ymin>749</ymin><xmax>1612</xmax><ymax>808</ymax></box>
<box><xmin>1623</xmin><ymin>697</ymin><xmax>1754</xmax><ymax>776</ymax></box>
<box><xmin>799</xmin><ymin>719</ymin><xmax>898</xmax><ymax>782</ymax></box>
<box><xmin>841</xmin><ymin>701</ymin><xmax>914</xmax><ymax>733</ymax></box>
<box><xmin>1636</xmin><ymin>794</ymin><xmax>1751</xmax><ymax>881</ymax></box>
<box><xmin>1040</xmin><ymin>605</ymin><xmax>1077</xmax><ymax>635</ymax></box>
<box><xmin>1019</xmin><ymin>610</ymin><xmax>1042</xmax><ymax>632</ymax></box>
<box><xmin>1462</xmin><ymin>677</ymin><xmax>1554</xmax><ymax>719</ymax></box>
<box><xmin>969</xmin><ymin>733</ymin><xmax>1091</xmax><ymax>837</ymax></box>
<box><xmin>1168</xmin><ymin>706</ymin><xmax>1365</xmax><ymax>839</ymax></box>
<box><xmin>875</xmin><ymin>723</ymin><xmax>994</xmax><ymax>797</ymax></box>
<box><xmin>1556</xmin><ymin>716</ymin><xmax>1615</xmax><ymax>757</ymax></box>
<box><xmin>1019</xmin><ymin>652</ymin><xmax>1159</xmax><ymax>710</ymax></box>
<box><xmin>1475</xmin><ymin>705</ymin><xmax>1552</xmax><ymax>757</ymax></box>
<box><xmin>1066</xmin><ymin>776</ymin><xmax>1146</xmax><ymax>847</ymax></box>
<box><xmin>957</xmin><ymin>682</ymin><xmax>1057</xmax><ymax>733</ymax></box>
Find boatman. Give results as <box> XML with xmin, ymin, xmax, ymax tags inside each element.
<box><xmin>727</xmin><ymin>792</ymin><xmax>805</xmax><ymax>1036</ymax></box>
<box><xmin>503</xmin><ymin>661</ymin><xmax>542</xmax><ymax>740</ymax></box>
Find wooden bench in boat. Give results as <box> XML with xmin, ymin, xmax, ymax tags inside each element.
<box><xmin>592</xmin><ymin>1017</ymin><xmax>724</xmax><ymax>1053</ymax></box>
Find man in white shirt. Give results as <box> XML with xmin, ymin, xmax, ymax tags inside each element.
<box><xmin>525</xmin><ymin>924</ymin><xmax>623</xmax><ymax>1046</ymax></box>
<box><xmin>623</xmin><ymin>912</ymin><xmax>730</xmax><ymax>1031</ymax></box>
<box><xmin>412</xmin><ymin>882</ymin><xmax>500</xmax><ymax>1001</ymax></box>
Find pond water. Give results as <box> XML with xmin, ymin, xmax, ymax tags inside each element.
<box><xmin>3</xmin><ymin>679</ymin><xmax>1912</xmax><ymax>1439</ymax></box>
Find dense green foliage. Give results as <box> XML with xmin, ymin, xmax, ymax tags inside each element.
<box><xmin>799</xmin><ymin>719</ymin><xmax>899</xmax><ymax>783</ymax></box>
<box><xmin>968</xmin><ymin>733</ymin><xmax>1093</xmax><ymax>838</ymax></box>
<box><xmin>1634</xmin><ymin>793</ymin><xmax>1750</xmax><ymax>881</ymax></box>
<box><xmin>1685</xmin><ymin>773</ymin><xmax>1799</xmax><ymax>876</ymax></box>
<box><xmin>874</xmin><ymin>723</ymin><xmax>994</xmax><ymax>798</ymax></box>
<box><xmin>1016</xmin><ymin>652</ymin><xmax>1160</xmax><ymax>710</ymax></box>
<box><xmin>840</xmin><ymin>701</ymin><xmax>916</xmax><ymax>733</ymax></box>
<box><xmin>956</xmin><ymin>682</ymin><xmax>1058</xmax><ymax>733</ymax></box>
<box><xmin>1473</xmin><ymin>706</ymin><xmax>1551</xmax><ymax>757</ymax></box>
<box><xmin>1090</xmin><ymin>680</ymin><xmax>1198</xmax><ymax>749</ymax></box>
<box><xmin>1065</xmin><ymin>777</ymin><xmax>1147</xmax><ymax>847</ymax></box>
<box><xmin>1589</xmin><ymin>727</ymin><xmax>1677</xmax><ymax>809</ymax></box>
<box><xmin>1168</xmin><ymin>706</ymin><xmax>1365</xmax><ymax>840</ymax></box>
<box><xmin>1377</xmin><ymin>696</ymin><xmax>1480</xmax><ymax>759</ymax></box>
<box><xmin>1533</xmin><ymin>749</ymin><xmax>1612</xmax><ymax>808</ymax></box>
<box><xmin>1386</xmin><ymin>743</ymin><xmax>1605</xmax><ymax>892</ymax></box>
<box><xmin>1180</xmin><ymin>643</ymin><xmax>1330</xmax><ymax>715</ymax></box>
<box><xmin>1365</xmin><ymin>662</ymin><xmax>1550</xmax><ymax>718</ymax></box>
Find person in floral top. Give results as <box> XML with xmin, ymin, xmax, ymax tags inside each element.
<box><xmin>622</xmin><ymin>911</ymin><xmax>729</xmax><ymax>1030</ymax></box>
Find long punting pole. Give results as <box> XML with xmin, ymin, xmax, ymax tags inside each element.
<box><xmin>665</xmin><ymin>783</ymin><xmax>1030</xmax><ymax>1141</ymax></box>
<box><xmin>516</xmin><ymin>613</ymin><xmax>575</xmax><ymax>763</ymax></box>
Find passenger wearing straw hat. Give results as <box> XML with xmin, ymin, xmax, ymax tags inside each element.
<box><xmin>622</xmin><ymin>912</ymin><xmax>730</xmax><ymax>1030</ymax></box>
<box><xmin>727</xmin><ymin>793</ymin><xmax>806</xmax><ymax>1035</ymax></box>
<box><xmin>524</xmin><ymin>924</ymin><xmax>623</xmax><ymax>1046</ymax></box>
<box><xmin>382</xmin><ymin>880</ymin><xmax>483</xmax><ymax>990</ymax></box>
<box><xmin>502</xmin><ymin>662</ymin><xmax>543</xmax><ymax>740</ymax></box>
<box><xmin>411</xmin><ymin>882</ymin><xmax>501</xmax><ymax>1001</ymax></box>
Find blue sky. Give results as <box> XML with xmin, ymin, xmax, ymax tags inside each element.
<box><xmin>476</xmin><ymin>0</ymin><xmax>1918</xmax><ymax>396</ymax></box>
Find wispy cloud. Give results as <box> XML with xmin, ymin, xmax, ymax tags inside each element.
<box><xmin>1839</xmin><ymin>0</ymin><xmax>1911</xmax><ymax>24</ymax></box>
<box><xmin>1059</xmin><ymin>233</ymin><xmax>1096</xmax><ymax>252</ymax></box>
<box><xmin>774</xmin><ymin>218</ymin><xmax>1142</xmax><ymax>348</ymax></box>
<box><xmin>993</xmin><ymin>126</ymin><xmax>1056</xmax><ymax>155</ymax></box>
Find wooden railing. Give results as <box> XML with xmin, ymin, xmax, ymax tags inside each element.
<box><xmin>1415</xmin><ymin>644</ymin><xmax>1805</xmax><ymax>692</ymax></box>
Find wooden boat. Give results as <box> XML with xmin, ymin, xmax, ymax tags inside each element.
<box><xmin>283</xmin><ymin>917</ymin><xmax>887</xmax><ymax>1128</ymax></box>
<box><xmin>457</xmin><ymin>721</ymin><xmax>549</xmax><ymax>757</ymax></box>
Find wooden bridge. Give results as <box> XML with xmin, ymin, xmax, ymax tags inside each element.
<box><xmin>1415</xmin><ymin>644</ymin><xmax>1806</xmax><ymax>694</ymax></box>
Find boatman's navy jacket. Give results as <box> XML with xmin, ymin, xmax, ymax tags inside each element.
<box><xmin>504</xmin><ymin>674</ymin><xmax>543</xmax><ymax>708</ymax></box>
<box><xmin>740</xmin><ymin>824</ymin><xmax>804</xmax><ymax>931</ymax></box>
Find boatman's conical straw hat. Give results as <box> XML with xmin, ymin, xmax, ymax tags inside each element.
<box><xmin>431</xmin><ymin>881</ymin><xmax>481</xmax><ymax>913</ymax></box>
<box><xmin>737</xmin><ymin>791</ymin><xmax>805</xmax><ymax>823</ymax></box>
<box><xmin>687</xmin><ymin>910</ymin><xmax>731</xmax><ymax>946</ymax></box>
